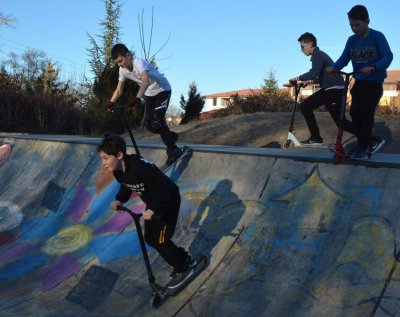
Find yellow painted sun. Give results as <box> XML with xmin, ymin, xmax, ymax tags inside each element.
<box><xmin>42</xmin><ymin>224</ymin><xmax>93</xmax><ymax>255</ymax></box>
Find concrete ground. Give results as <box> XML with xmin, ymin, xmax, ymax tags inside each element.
<box><xmin>0</xmin><ymin>134</ymin><xmax>400</xmax><ymax>317</ymax></box>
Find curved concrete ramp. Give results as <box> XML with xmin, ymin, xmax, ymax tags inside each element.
<box><xmin>1</xmin><ymin>136</ymin><xmax>400</xmax><ymax>317</ymax></box>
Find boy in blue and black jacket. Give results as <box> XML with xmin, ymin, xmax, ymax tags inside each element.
<box><xmin>327</xmin><ymin>5</ymin><xmax>393</xmax><ymax>159</ymax></box>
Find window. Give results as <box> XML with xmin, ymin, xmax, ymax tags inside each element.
<box><xmin>213</xmin><ymin>98</ymin><xmax>217</xmax><ymax>106</ymax></box>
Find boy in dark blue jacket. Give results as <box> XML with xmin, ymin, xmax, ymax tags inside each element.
<box><xmin>327</xmin><ymin>5</ymin><xmax>393</xmax><ymax>159</ymax></box>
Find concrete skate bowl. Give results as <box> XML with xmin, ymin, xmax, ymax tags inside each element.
<box><xmin>0</xmin><ymin>135</ymin><xmax>400</xmax><ymax>317</ymax></box>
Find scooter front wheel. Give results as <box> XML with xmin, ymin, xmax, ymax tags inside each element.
<box><xmin>151</xmin><ymin>292</ymin><xmax>162</xmax><ymax>308</ymax></box>
<box><xmin>282</xmin><ymin>140</ymin><xmax>291</xmax><ymax>149</ymax></box>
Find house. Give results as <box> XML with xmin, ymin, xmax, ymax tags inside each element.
<box><xmin>203</xmin><ymin>88</ymin><xmax>262</xmax><ymax>112</ymax></box>
<box><xmin>381</xmin><ymin>69</ymin><xmax>400</xmax><ymax>106</ymax></box>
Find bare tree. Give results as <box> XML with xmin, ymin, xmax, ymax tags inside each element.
<box><xmin>137</xmin><ymin>8</ymin><xmax>170</xmax><ymax>63</ymax></box>
<box><xmin>0</xmin><ymin>12</ymin><xmax>16</xmax><ymax>28</ymax></box>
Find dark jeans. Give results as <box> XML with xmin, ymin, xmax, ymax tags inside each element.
<box><xmin>144</xmin><ymin>189</ymin><xmax>188</xmax><ymax>272</ymax></box>
<box><xmin>350</xmin><ymin>80</ymin><xmax>383</xmax><ymax>147</ymax></box>
<box><xmin>143</xmin><ymin>90</ymin><xmax>178</xmax><ymax>152</ymax></box>
<box><xmin>300</xmin><ymin>88</ymin><xmax>354</xmax><ymax>139</ymax></box>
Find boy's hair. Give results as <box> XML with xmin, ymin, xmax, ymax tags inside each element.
<box><xmin>111</xmin><ymin>43</ymin><xmax>130</xmax><ymax>60</ymax></box>
<box><xmin>347</xmin><ymin>5</ymin><xmax>369</xmax><ymax>21</ymax></box>
<box><xmin>97</xmin><ymin>133</ymin><xmax>127</xmax><ymax>157</ymax></box>
<box><xmin>298</xmin><ymin>32</ymin><xmax>317</xmax><ymax>47</ymax></box>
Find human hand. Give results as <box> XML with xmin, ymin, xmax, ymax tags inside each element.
<box><xmin>128</xmin><ymin>97</ymin><xmax>141</xmax><ymax>108</ymax></box>
<box><xmin>105</xmin><ymin>100</ymin><xmax>114</xmax><ymax>111</ymax></box>
<box><xmin>110</xmin><ymin>200</ymin><xmax>121</xmax><ymax>210</ymax></box>
<box><xmin>360</xmin><ymin>66</ymin><xmax>376</xmax><ymax>74</ymax></box>
<box><xmin>143</xmin><ymin>209</ymin><xmax>154</xmax><ymax>220</ymax></box>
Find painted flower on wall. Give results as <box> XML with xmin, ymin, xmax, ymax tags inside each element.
<box><xmin>0</xmin><ymin>179</ymin><xmax>145</xmax><ymax>304</ymax></box>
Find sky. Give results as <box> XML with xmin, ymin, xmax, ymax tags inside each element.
<box><xmin>0</xmin><ymin>0</ymin><xmax>399</xmax><ymax>109</ymax></box>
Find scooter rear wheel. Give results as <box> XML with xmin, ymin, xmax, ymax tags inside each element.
<box><xmin>282</xmin><ymin>140</ymin><xmax>291</xmax><ymax>149</ymax></box>
<box><xmin>151</xmin><ymin>292</ymin><xmax>162</xmax><ymax>308</ymax></box>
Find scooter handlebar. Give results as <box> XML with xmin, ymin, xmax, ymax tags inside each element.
<box><xmin>112</xmin><ymin>104</ymin><xmax>130</xmax><ymax>110</ymax></box>
<box><xmin>331</xmin><ymin>69</ymin><xmax>357</xmax><ymax>76</ymax></box>
<box><xmin>116</xmin><ymin>205</ymin><xmax>161</xmax><ymax>221</ymax></box>
<box><xmin>283</xmin><ymin>80</ymin><xmax>310</xmax><ymax>88</ymax></box>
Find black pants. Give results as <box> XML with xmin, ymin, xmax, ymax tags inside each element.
<box><xmin>144</xmin><ymin>189</ymin><xmax>188</xmax><ymax>272</ymax></box>
<box><xmin>300</xmin><ymin>88</ymin><xmax>354</xmax><ymax>139</ymax></box>
<box><xmin>143</xmin><ymin>90</ymin><xmax>178</xmax><ymax>153</ymax></box>
<box><xmin>350</xmin><ymin>80</ymin><xmax>383</xmax><ymax>147</ymax></box>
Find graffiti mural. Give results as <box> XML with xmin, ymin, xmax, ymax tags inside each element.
<box><xmin>0</xmin><ymin>177</ymin><xmax>147</xmax><ymax>308</ymax></box>
<box><xmin>187</xmin><ymin>166</ymin><xmax>400</xmax><ymax>317</ymax></box>
<box><xmin>1</xmin><ymin>138</ymin><xmax>400</xmax><ymax>316</ymax></box>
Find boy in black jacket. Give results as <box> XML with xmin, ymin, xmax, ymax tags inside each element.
<box><xmin>97</xmin><ymin>133</ymin><xmax>193</xmax><ymax>288</ymax></box>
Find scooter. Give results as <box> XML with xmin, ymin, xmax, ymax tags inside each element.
<box><xmin>333</xmin><ymin>71</ymin><xmax>355</xmax><ymax>163</ymax></box>
<box><xmin>282</xmin><ymin>81</ymin><xmax>328</xmax><ymax>149</ymax></box>
<box><xmin>116</xmin><ymin>205</ymin><xmax>207</xmax><ymax>308</ymax></box>
<box><xmin>113</xmin><ymin>104</ymin><xmax>142</xmax><ymax>156</ymax></box>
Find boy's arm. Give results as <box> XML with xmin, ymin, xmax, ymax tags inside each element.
<box><xmin>373</xmin><ymin>32</ymin><xmax>393</xmax><ymax>71</ymax></box>
<box><xmin>136</xmin><ymin>71</ymin><xmax>150</xmax><ymax>98</ymax></box>
<box><xmin>110</xmin><ymin>80</ymin><xmax>125</xmax><ymax>102</ymax></box>
<box><xmin>299</xmin><ymin>53</ymin><xmax>325</xmax><ymax>81</ymax></box>
<box><xmin>115</xmin><ymin>185</ymin><xmax>132</xmax><ymax>204</ymax></box>
<box><xmin>333</xmin><ymin>38</ymin><xmax>352</xmax><ymax>71</ymax></box>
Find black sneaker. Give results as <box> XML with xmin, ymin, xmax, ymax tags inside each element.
<box><xmin>350</xmin><ymin>144</ymin><xmax>369</xmax><ymax>160</ymax></box>
<box><xmin>300</xmin><ymin>136</ymin><xmax>324</xmax><ymax>146</ymax></box>
<box><xmin>167</xmin><ymin>267</ymin><xmax>193</xmax><ymax>289</ymax></box>
<box><xmin>186</xmin><ymin>254</ymin><xmax>197</xmax><ymax>268</ymax></box>
<box><xmin>370</xmin><ymin>136</ymin><xmax>385</xmax><ymax>153</ymax></box>
<box><xmin>166</xmin><ymin>148</ymin><xmax>183</xmax><ymax>166</ymax></box>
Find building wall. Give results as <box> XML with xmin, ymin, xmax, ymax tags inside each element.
<box><xmin>203</xmin><ymin>97</ymin><xmax>230</xmax><ymax>112</ymax></box>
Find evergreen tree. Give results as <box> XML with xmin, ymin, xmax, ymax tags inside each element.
<box><xmin>87</xmin><ymin>0</ymin><xmax>122</xmax><ymax>77</ymax></box>
<box><xmin>262</xmin><ymin>68</ymin><xmax>278</xmax><ymax>95</ymax></box>
<box><xmin>87</xmin><ymin>0</ymin><xmax>140</xmax><ymax>133</ymax></box>
<box><xmin>180</xmin><ymin>82</ymin><xmax>205</xmax><ymax>124</ymax></box>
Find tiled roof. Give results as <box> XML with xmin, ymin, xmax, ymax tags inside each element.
<box><xmin>204</xmin><ymin>88</ymin><xmax>262</xmax><ymax>98</ymax></box>
<box><xmin>385</xmin><ymin>69</ymin><xmax>400</xmax><ymax>83</ymax></box>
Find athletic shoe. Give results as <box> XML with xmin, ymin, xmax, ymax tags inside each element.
<box><xmin>300</xmin><ymin>136</ymin><xmax>324</xmax><ymax>146</ymax></box>
<box><xmin>167</xmin><ymin>267</ymin><xmax>193</xmax><ymax>289</ymax></box>
<box><xmin>187</xmin><ymin>254</ymin><xmax>197</xmax><ymax>268</ymax></box>
<box><xmin>166</xmin><ymin>148</ymin><xmax>183</xmax><ymax>166</ymax></box>
<box><xmin>370</xmin><ymin>136</ymin><xmax>385</xmax><ymax>153</ymax></box>
<box><xmin>350</xmin><ymin>145</ymin><xmax>369</xmax><ymax>160</ymax></box>
<box><xmin>169</xmin><ymin>255</ymin><xmax>196</xmax><ymax>278</ymax></box>
<box><xmin>345</xmin><ymin>142</ymin><xmax>358</xmax><ymax>155</ymax></box>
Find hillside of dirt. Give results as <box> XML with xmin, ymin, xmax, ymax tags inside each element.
<box><xmin>130</xmin><ymin>112</ymin><xmax>400</xmax><ymax>154</ymax></box>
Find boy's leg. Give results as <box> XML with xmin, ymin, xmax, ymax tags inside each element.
<box><xmin>325</xmin><ymin>89</ymin><xmax>355</xmax><ymax>134</ymax></box>
<box><xmin>349</xmin><ymin>81</ymin><xmax>383</xmax><ymax>159</ymax></box>
<box><xmin>299</xmin><ymin>90</ymin><xmax>324</xmax><ymax>143</ymax></box>
<box><xmin>350</xmin><ymin>81</ymin><xmax>383</xmax><ymax>148</ymax></box>
<box><xmin>144</xmin><ymin>192</ymin><xmax>189</xmax><ymax>274</ymax></box>
<box><xmin>143</xmin><ymin>91</ymin><xmax>179</xmax><ymax>153</ymax></box>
